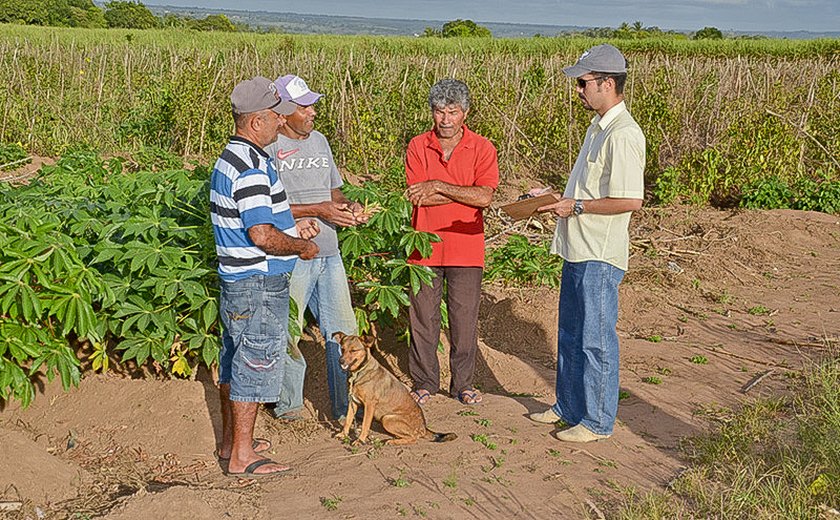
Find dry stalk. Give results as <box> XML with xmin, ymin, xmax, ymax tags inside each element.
<box><xmin>740</xmin><ymin>369</ymin><xmax>775</xmax><ymax>393</ymax></box>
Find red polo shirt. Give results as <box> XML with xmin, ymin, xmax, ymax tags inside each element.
<box><xmin>405</xmin><ymin>126</ymin><xmax>499</xmax><ymax>267</ymax></box>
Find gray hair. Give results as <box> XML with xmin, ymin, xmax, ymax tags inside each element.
<box><xmin>428</xmin><ymin>79</ymin><xmax>470</xmax><ymax>112</ymax></box>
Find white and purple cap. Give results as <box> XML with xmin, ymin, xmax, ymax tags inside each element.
<box><xmin>274</xmin><ymin>74</ymin><xmax>324</xmax><ymax>106</ymax></box>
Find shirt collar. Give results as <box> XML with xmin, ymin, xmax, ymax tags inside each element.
<box><xmin>229</xmin><ymin>135</ymin><xmax>269</xmax><ymax>158</ymax></box>
<box><xmin>591</xmin><ymin>101</ymin><xmax>627</xmax><ymax>130</ymax></box>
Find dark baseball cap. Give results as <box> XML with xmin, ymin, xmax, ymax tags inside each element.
<box><xmin>231</xmin><ymin>76</ymin><xmax>297</xmax><ymax>116</ymax></box>
<box><xmin>563</xmin><ymin>44</ymin><xmax>628</xmax><ymax>78</ymax></box>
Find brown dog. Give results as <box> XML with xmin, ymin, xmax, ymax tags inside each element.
<box><xmin>334</xmin><ymin>332</ymin><xmax>457</xmax><ymax>445</ymax></box>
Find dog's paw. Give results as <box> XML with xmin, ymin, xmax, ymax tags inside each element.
<box><xmin>351</xmin><ymin>438</ymin><xmax>368</xmax><ymax>447</ymax></box>
<box><xmin>334</xmin><ymin>431</ymin><xmax>349</xmax><ymax>440</ymax></box>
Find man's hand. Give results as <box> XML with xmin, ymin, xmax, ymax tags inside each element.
<box><xmin>320</xmin><ymin>201</ymin><xmax>358</xmax><ymax>227</ymax></box>
<box><xmin>529</xmin><ymin>187</ymin><xmax>552</xmax><ymax>197</ymax></box>
<box><xmin>537</xmin><ymin>194</ymin><xmax>575</xmax><ymax>218</ymax></box>
<box><xmin>248</xmin><ymin>224</ymin><xmax>320</xmax><ymax>259</ymax></box>
<box><xmin>406</xmin><ymin>180</ymin><xmax>442</xmax><ymax>206</ymax></box>
<box><xmin>346</xmin><ymin>201</ymin><xmax>368</xmax><ymax>224</ymax></box>
<box><xmin>298</xmin><ymin>240</ymin><xmax>319</xmax><ymax>260</ymax></box>
<box><xmin>350</xmin><ymin>200</ymin><xmax>383</xmax><ymax>224</ymax></box>
<box><xmin>296</xmin><ymin>218</ymin><xmax>320</xmax><ymax>240</ymax></box>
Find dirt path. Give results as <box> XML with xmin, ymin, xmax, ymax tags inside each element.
<box><xmin>2</xmin><ymin>208</ymin><xmax>838</xmax><ymax>519</ymax></box>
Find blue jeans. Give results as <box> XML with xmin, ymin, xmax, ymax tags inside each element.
<box><xmin>272</xmin><ymin>254</ymin><xmax>357</xmax><ymax>419</ymax></box>
<box><xmin>218</xmin><ymin>274</ymin><xmax>291</xmax><ymax>403</ymax></box>
<box><xmin>551</xmin><ymin>260</ymin><xmax>624</xmax><ymax>435</ymax></box>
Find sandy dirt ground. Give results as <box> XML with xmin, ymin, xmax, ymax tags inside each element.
<box><xmin>1</xmin><ymin>207</ymin><xmax>839</xmax><ymax>519</ymax></box>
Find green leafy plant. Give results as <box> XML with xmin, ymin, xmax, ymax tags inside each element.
<box><xmin>642</xmin><ymin>376</ymin><xmax>663</xmax><ymax>385</ymax></box>
<box><xmin>339</xmin><ymin>182</ymin><xmax>438</xmax><ymax>334</ymax></box>
<box><xmin>748</xmin><ymin>305</ymin><xmax>771</xmax><ymax>316</ymax></box>
<box><xmin>443</xmin><ymin>473</ymin><xmax>458</xmax><ymax>490</ymax></box>
<box><xmin>389</xmin><ymin>471</ymin><xmax>411</xmax><ymax>488</ymax></box>
<box><xmin>471</xmin><ymin>433</ymin><xmax>498</xmax><ymax>450</ymax></box>
<box><xmin>485</xmin><ymin>235</ymin><xmax>563</xmax><ymax>287</ymax></box>
<box><xmin>0</xmin><ymin>152</ymin><xmax>217</xmax><ymax>404</ymax></box>
<box><xmin>0</xmin><ymin>143</ymin><xmax>29</xmax><ymax>170</ymax></box>
<box><xmin>740</xmin><ymin>176</ymin><xmax>794</xmax><ymax>209</ymax></box>
<box><xmin>690</xmin><ymin>355</ymin><xmax>709</xmax><ymax>365</ymax></box>
<box><xmin>320</xmin><ymin>495</ymin><xmax>342</xmax><ymax>511</ymax></box>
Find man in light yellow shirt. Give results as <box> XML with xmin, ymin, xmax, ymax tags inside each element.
<box><xmin>529</xmin><ymin>44</ymin><xmax>645</xmax><ymax>442</ymax></box>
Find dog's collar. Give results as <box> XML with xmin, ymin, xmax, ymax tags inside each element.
<box><xmin>347</xmin><ymin>349</ymin><xmax>373</xmax><ymax>385</ymax></box>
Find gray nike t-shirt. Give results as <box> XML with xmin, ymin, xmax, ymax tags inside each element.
<box><xmin>265</xmin><ymin>130</ymin><xmax>343</xmax><ymax>258</ymax></box>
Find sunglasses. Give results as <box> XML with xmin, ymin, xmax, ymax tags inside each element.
<box><xmin>576</xmin><ymin>76</ymin><xmax>609</xmax><ymax>88</ymax></box>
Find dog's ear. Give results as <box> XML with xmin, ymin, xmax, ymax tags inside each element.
<box><xmin>362</xmin><ymin>335</ymin><xmax>376</xmax><ymax>350</ymax></box>
<box><xmin>333</xmin><ymin>332</ymin><xmax>347</xmax><ymax>344</ymax></box>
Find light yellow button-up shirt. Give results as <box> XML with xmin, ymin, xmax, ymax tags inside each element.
<box><xmin>551</xmin><ymin>101</ymin><xmax>645</xmax><ymax>271</ymax></box>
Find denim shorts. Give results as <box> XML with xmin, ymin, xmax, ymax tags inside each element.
<box><xmin>218</xmin><ymin>274</ymin><xmax>291</xmax><ymax>403</ymax></box>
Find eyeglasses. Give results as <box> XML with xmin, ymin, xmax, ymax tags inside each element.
<box><xmin>576</xmin><ymin>76</ymin><xmax>608</xmax><ymax>89</ymax></box>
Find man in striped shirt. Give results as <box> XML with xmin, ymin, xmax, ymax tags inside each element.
<box><xmin>211</xmin><ymin>76</ymin><xmax>319</xmax><ymax>477</ymax></box>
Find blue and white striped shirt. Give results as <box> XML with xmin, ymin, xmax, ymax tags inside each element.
<box><xmin>210</xmin><ymin>136</ymin><xmax>298</xmax><ymax>281</ymax></box>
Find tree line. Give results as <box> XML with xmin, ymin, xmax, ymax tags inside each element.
<box><xmin>0</xmin><ymin>0</ymin><xmax>240</xmax><ymax>31</ymax></box>
<box><xmin>0</xmin><ymin>1</ymin><xmax>759</xmax><ymax>41</ymax></box>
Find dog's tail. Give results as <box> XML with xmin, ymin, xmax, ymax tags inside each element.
<box><xmin>429</xmin><ymin>431</ymin><xmax>458</xmax><ymax>442</ymax></box>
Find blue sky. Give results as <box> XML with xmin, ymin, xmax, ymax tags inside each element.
<box><xmin>145</xmin><ymin>0</ymin><xmax>839</xmax><ymax>32</ymax></box>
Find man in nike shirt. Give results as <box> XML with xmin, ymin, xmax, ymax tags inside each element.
<box><xmin>265</xmin><ymin>74</ymin><xmax>368</xmax><ymax>422</ymax></box>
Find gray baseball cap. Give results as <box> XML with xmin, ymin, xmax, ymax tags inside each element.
<box><xmin>231</xmin><ymin>76</ymin><xmax>297</xmax><ymax>116</ymax></box>
<box><xmin>563</xmin><ymin>44</ymin><xmax>627</xmax><ymax>78</ymax></box>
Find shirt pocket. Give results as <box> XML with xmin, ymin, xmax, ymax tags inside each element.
<box><xmin>583</xmin><ymin>134</ymin><xmax>612</xmax><ymax>198</ymax></box>
<box><xmin>586</xmin><ymin>131</ymin><xmax>606</xmax><ymax>164</ymax></box>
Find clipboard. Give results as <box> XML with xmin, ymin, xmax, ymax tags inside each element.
<box><xmin>499</xmin><ymin>194</ymin><xmax>557</xmax><ymax>221</ymax></box>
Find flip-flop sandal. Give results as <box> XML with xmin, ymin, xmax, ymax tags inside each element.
<box><xmin>457</xmin><ymin>389</ymin><xmax>483</xmax><ymax>405</ymax></box>
<box><xmin>226</xmin><ymin>458</ymin><xmax>290</xmax><ymax>478</ymax></box>
<box><xmin>215</xmin><ymin>437</ymin><xmax>272</xmax><ymax>461</ymax></box>
<box><xmin>410</xmin><ymin>389</ymin><xmax>432</xmax><ymax>406</ymax></box>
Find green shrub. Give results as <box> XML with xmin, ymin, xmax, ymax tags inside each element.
<box><xmin>0</xmin><ymin>143</ymin><xmax>29</xmax><ymax>170</ymax></box>
<box><xmin>484</xmin><ymin>235</ymin><xmax>563</xmax><ymax>288</ymax></box>
<box><xmin>0</xmin><ymin>152</ymin><xmax>217</xmax><ymax>405</ymax></box>
<box><xmin>791</xmin><ymin>172</ymin><xmax>840</xmax><ymax>214</ymax></box>
<box><xmin>740</xmin><ymin>176</ymin><xmax>794</xmax><ymax>209</ymax></box>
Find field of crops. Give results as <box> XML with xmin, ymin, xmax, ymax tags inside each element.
<box><xmin>1</xmin><ymin>25</ymin><xmax>840</xmax><ymax>405</ymax></box>
<box><xmin>1</xmin><ymin>25</ymin><xmax>838</xmax><ymax>205</ymax></box>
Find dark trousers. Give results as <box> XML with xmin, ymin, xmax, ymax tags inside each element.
<box><xmin>408</xmin><ymin>266</ymin><xmax>483</xmax><ymax>396</ymax></box>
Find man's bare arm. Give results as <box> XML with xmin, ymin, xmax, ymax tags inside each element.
<box><xmin>537</xmin><ymin>196</ymin><xmax>642</xmax><ymax>218</ymax></box>
<box><xmin>407</xmin><ymin>180</ymin><xmax>494</xmax><ymax>208</ymax></box>
<box><xmin>248</xmin><ymin>224</ymin><xmax>319</xmax><ymax>260</ymax></box>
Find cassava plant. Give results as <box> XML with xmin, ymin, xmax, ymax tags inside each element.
<box><xmin>0</xmin><ymin>151</ymin><xmax>443</xmax><ymax>407</ymax></box>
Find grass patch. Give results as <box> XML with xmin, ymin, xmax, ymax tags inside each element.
<box><xmin>689</xmin><ymin>355</ymin><xmax>709</xmax><ymax>365</ymax></box>
<box><xmin>320</xmin><ymin>495</ymin><xmax>342</xmax><ymax>511</ymax></box>
<box><xmin>471</xmin><ymin>433</ymin><xmax>498</xmax><ymax>450</ymax></box>
<box><xmin>613</xmin><ymin>351</ymin><xmax>840</xmax><ymax>519</ymax></box>
<box><xmin>748</xmin><ymin>305</ymin><xmax>772</xmax><ymax>316</ymax></box>
<box><xmin>389</xmin><ymin>471</ymin><xmax>411</xmax><ymax>488</ymax></box>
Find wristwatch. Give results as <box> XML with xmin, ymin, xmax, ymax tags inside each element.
<box><xmin>573</xmin><ymin>199</ymin><xmax>585</xmax><ymax>216</ymax></box>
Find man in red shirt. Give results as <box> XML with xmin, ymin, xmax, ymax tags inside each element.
<box><xmin>405</xmin><ymin>79</ymin><xmax>499</xmax><ymax>406</ymax></box>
